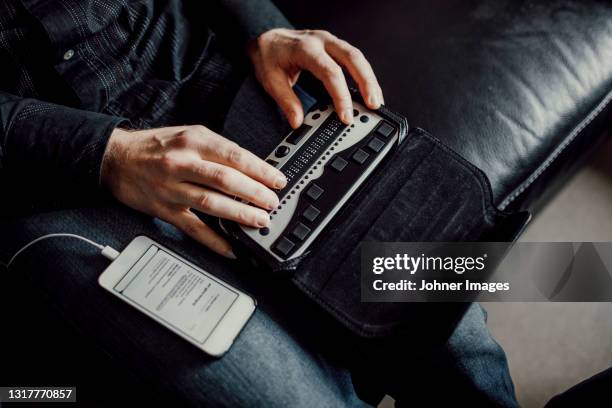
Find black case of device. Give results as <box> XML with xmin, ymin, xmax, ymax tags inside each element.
<box><xmin>285</xmin><ymin>126</ymin><xmax>530</xmax><ymax>338</ymax></box>
<box><xmin>222</xmin><ymin>86</ymin><xmax>531</xmax><ymax>339</ymax></box>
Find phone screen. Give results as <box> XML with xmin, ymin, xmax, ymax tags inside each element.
<box><xmin>113</xmin><ymin>245</ymin><xmax>239</xmax><ymax>344</ymax></box>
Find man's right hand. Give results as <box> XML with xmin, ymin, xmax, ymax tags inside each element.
<box><xmin>101</xmin><ymin>125</ymin><xmax>286</xmax><ymax>258</ymax></box>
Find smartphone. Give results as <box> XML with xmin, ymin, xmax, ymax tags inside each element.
<box><xmin>98</xmin><ymin>235</ymin><xmax>255</xmax><ymax>356</ymax></box>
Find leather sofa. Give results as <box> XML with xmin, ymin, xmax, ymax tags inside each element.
<box><xmin>274</xmin><ymin>0</ymin><xmax>612</xmax><ymax>217</ymax></box>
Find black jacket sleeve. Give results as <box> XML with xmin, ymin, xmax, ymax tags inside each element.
<box><xmin>0</xmin><ymin>91</ymin><xmax>126</xmax><ymax>195</ymax></box>
<box><xmin>204</xmin><ymin>0</ymin><xmax>292</xmax><ymax>50</ymax></box>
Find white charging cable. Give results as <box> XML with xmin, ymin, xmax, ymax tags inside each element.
<box><xmin>6</xmin><ymin>233</ymin><xmax>120</xmax><ymax>269</ymax></box>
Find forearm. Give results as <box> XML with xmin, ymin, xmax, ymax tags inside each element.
<box><xmin>0</xmin><ymin>92</ymin><xmax>127</xmax><ymax>196</ymax></box>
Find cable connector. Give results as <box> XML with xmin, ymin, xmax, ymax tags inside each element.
<box><xmin>7</xmin><ymin>233</ymin><xmax>120</xmax><ymax>269</ymax></box>
<box><xmin>101</xmin><ymin>245</ymin><xmax>120</xmax><ymax>261</ymax></box>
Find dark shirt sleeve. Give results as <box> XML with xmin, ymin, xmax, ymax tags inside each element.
<box><xmin>207</xmin><ymin>0</ymin><xmax>292</xmax><ymax>48</ymax></box>
<box><xmin>0</xmin><ymin>91</ymin><xmax>126</xmax><ymax>195</ymax></box>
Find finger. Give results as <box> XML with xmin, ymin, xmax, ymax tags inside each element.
<box><xmin>172</xmin><ymin>183</ymin><xmax>271</xmax><ymax>229</ymax></box>
<box><xmin>161</xmin><ymin>207</ymin><xmax>236</xmax><ymax>259</ymax></box>
<box><xmin>261</xmin><ymin>69</ymin><xmax>304</xmax><ymax>128</ymax></box>
<box><xmin>197</xmin><ymin>137</ymin><xmax>287</xmax><ymax>190</ymax></box>
<box><xmin>298</xmin><ymin>51</ymin><xmax>354</xmax><ymax>124</ymax></box>
<box><xmin>180</xmin><ymin>161</ymin><xmax>280</xmax><ymax>210</ymax></box>
<box><xmin>325</xmin><ymin>39</ymin><xmax>384</xmax><ymax>109</ymax></box>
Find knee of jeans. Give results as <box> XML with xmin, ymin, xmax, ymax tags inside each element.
<box><xmin>446</xmin><ymin>303</ymin><xmax>496</xmax><ymax>352</ymax></box>
<box><xmin>186</xmin><ymin>311</ymin><xmax>357</xmax><ymax>408</ymax></box>
<box><xmin>477</xmin><ymin>303</ymin><xmax>488</xmax><ymax>321</ymax></box>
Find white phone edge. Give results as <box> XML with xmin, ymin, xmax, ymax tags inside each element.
<box><xmin>98</xmin><ymin>235</ymin><xmax>256</xmax><ymax>357</ymax></box>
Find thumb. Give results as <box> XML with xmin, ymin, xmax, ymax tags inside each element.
<box><xmin>263</xmin><ymin>70</ymin><xmax>304</xmax><ymax>129</ymax></box>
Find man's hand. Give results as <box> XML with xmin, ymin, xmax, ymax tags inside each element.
<box><xmin>248</xmin><ymin>28</ymin><xmax>384</xmax><ymax>128</ymax></box>
<box><xmin>101</xmin><ymin>125</ymin><xmax>286</xmax><ymax>258</ymax></box>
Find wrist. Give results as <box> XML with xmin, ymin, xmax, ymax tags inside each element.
<box><xmin>100</xmin><ymin>127</ymin><xmax>130</xmax><ymax>192</ymax></box>
<box><xmin>247</xmin><ymin>28</ymin><xmax>286</xmax><ymax>63</ymax></box>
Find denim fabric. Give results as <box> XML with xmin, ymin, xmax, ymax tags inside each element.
<box><xmin>0</xmin><ymin>77</ymin><xmax>518</xmax><ymax>407</ymax></box>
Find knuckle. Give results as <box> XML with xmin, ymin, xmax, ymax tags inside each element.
<box><xmin>340</xmin><ymin>95</ymin><xmax>352</xmax><ymax>108</ymax></box>
<box><xmin>181</xmin><ymin>221</ymin><xmax>199</xmax><ymax>237</ymax></box>
<box><xmin>312</xmin><ymin>29</ymin><xmax>332</xmax><ymax>39</ymax></box>
<box><xmin>191</xmin><ymin>124</ymin><xmax>207</xmax><ymax>134</ymax></box>
<box><xmin>286</xmin><ymin>35</ymin><xmax>302</xmax><ymax>53</ymax></box>
<box><xmin>346</xmin><ymin>46</ymin><xmax>364</xmax><ymax>61</ymax></box>
<box><xmin>237</xmin><ymin>207</ymin><xmax>256</xmax><ymax>225</ymax></box>
<box><xmin>322</xmin><ymin>62</ymin><xmax>342</xmax><ymax>79</ymax></box>
<box><xmin>173</xmin><ymin>131</ymin><xmax>191</xmax><ymax>147</ymax></box>
<box><xmin>198</xmin><ymin>192</ymin><xmax>213</xmax><ymax>211</ymax></box>
<box><xmin>258</xmin><ymin>188</ymin><xmax>274</xmax><ymax>203</ymax></box>
<box><xmin>299</xmin><ymin>36</ymin><xmax>320</xmax><ymax>53</ymax></box>
<box><xmin>260</xmin><ymin>165</ymin><xmax>275</xmax><ymax>182</ymax></box>
<box><xmin>159</xmin><ymin>154</ymin><xmax>179</xmax><ymax>173</ymax></box>
<box><xmin>225</xmin><ymin>145</ymin><xmax>243</xmax><ymax>165</ymax></box>
<box><xmin>212</xmin><ymin>166</ymin><xmax>230</xmax><ymax>188</ymax></box>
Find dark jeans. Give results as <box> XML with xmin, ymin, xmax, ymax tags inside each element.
<box><xmin>0</xmin><ymin>76</ymin><xmax>518</xmax><ymax>407</ymax></box>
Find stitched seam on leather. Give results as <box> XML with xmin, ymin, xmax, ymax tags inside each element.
<box><xmin>499</xmin><ymin>89</ymin><xmax>612</xmax><ymax>211</ymax></box>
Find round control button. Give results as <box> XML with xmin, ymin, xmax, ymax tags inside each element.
<box><xmin>259</xmin><ymin>227</ymin><xmax>270</xmax><ymax>236</ymax></box>
<box><xmin>360</xmin><ymin>115</ymin><xmax>369</xmax><ymax>123</ymax></box>
<box><xmin>312</xmin><ymin>113</ymin><xmax>321</xmax><ymax>120</ymax></box>
<box><xmin>275</xmin><ymin>145</ymin><xmax>290</xmax><ymax>157</ymax></box>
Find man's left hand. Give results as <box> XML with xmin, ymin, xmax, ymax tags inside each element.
<box><xmin>248</xmin><ymin>28</ymin><xmax>384</xmax><ymax>128</ymax></box>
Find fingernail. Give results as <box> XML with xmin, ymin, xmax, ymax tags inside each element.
<box><xmin>275</xmin><ymin>175</ymin><xmax>287</xmax><ymax>189</ymax></box>
<box><xmin>267</xmin><ymin>197</ymin><xmax>279</xmax><ymax>210</ymax></box>
<box><xmin>291</xmin><ymin>111</ymin><xmax>301</xmax><ymax>128</ymax></box>
<box><xmin>342</xmin><ymin>109</ymin><xmax>353</xmax><ymax>124</ymax></box>
<box><xmin>257</xmin><ymin>213</ymin><xmax>270</xmax><ymax>227</ymax></box>
<box><xmin>368</xmin><ymin>95</ymin><xmax>380</xmax><ymax>108</ymax></box>
<box><xmin>225</xmin><ymin>249</ymin><xmax>238</xmax><ymax>260</ymax></box>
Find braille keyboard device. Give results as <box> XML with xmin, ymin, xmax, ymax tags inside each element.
<box><xmin>221</xmin><ymin>101</ymin><xmax>408</xmax><ymax>268</ymax></box>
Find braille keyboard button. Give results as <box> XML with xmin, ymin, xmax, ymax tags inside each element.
<box><xmin>360</xmin><ymin>115</ymin><xmax>369</xmax><ymax>123</ymax></box>
<box><xmin>275</xmin><ymin>145</ymin><xmax>291</xmax><ymax>157</ymax></box>
<box><xmin>352</xmin><ymin>149</ymin><xmax>369</xmax><ymax>164</ymax></box>
<box><xmin>291</xmin><ymin>223</ymin><xmax>311</xmax><ymax>241</ymax></box>
<box><xmin>266</xmin><ymin>159</ymin><xmax>279</xmax><ymax>167</ymax></box>
<box><xmin>306</xmin><ymin>184</ymin><xmax>324</xmax><ymax>201</ymax></box>
<box><xmin>330</xmin><ymin>156</ymin><xmax>348</xmax><ymax>172</ymax></box>
<box><xmin>302</xmin><ymin>205</ymin><xmax>320</xmax><ymax>222</ymax></box>
<box><xmin>273</xmin><ymin>237</ymin><xmax>295</xmax><ymax>256</ymax></box>
<box><xmin>259</xmin><ymin>227</ymin><xmax>270</xmax><ymax>236</ymax></box>
<box><xmin>376</xmin><ymin>122</ymin><xmax>394</xmax><ymax>138</ymax></box>
<box><xmin>285</xmin><ymin>124</ymin><xmax>312</xmax><ymax>145</ymax></box>
<box><xmin>367</xmin><ymin>137</ymin><xmax>385</xmax><ymax>153</ymax></box>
